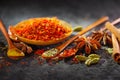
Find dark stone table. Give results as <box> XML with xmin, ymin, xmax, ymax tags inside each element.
<box><xmin>0</xmin><ymin>0</ymin><xmax>120</xmax><ymax>80</ymax></box>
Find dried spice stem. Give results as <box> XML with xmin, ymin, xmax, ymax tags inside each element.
<box><xmin>105</xmin><ymin>22</ymin><xmax>120</xmax><ymax>41</ymax></box>
<box><xmin>111</xmin><ymin>34</ymin><xmax>120</xmax><ymax>63</ymax></box>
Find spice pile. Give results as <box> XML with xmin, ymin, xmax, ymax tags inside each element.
<box><xmin>11</xmin><ymin>17</ymin><xmax>72</xmax><ymax>41</ymax></box>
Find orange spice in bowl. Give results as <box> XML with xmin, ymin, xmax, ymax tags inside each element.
<box><xmin>8</xmin><ymin>17</ymin><xmax>73</xmax><ymax>45</ymax></box>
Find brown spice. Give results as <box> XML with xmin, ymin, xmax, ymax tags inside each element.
<box><xmin>105</xmin><ymin>22</ymin><xmax>120</xmax><ymax>64</ymax></box>
<box><xmin>14</xmin><ymin>42</ymin><xmax>33</xmax><ymax>54</ymax></box>
<box><xmin>111</xmin><ymin>34</ymin><xmax>120</xmax><ymax>63</ymax></box>
<box><xmin>90</xmin><ymin>18</ymin><xmax>120</xmax><ymax>46</ymax></box>
<box><xmin>74</xmin><ymin>36</ymin><xmax>101</xmax><ymax>54</ymax></box>
<box><xmin>105</xmin><ymin>22</ymin><xmax>120</xmax><ymax>42</ymax></box>
<box><xmin>91</xmin><ymin>30</ymin><xmax>112</xmax><ymax>46</ymax></box>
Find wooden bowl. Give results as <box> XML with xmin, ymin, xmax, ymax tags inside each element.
<box><xmin>8</xmin><ymin>17</ymin><xmax>73</xmax><ymax>45</ymax></box>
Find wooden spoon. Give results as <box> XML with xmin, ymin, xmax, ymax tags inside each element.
<box><xmin>0</xmin><ymin>20</ymin><xmax>25</xmax><ymax>60</ymax></box>
<box><xmin>42</xmin><ymin>16</ymin><xmax>109</xmax><ymax>59</ymax></box>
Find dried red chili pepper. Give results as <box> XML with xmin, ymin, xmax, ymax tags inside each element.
<box><xmin>34</xmin><ymin>49</ymin><xmax>45</xmax><ymax>55</ymax></box>
<box><xmin>59</xmin><ymin>48</ymin><xmax>77</xmax><ymax>58</ymax></box>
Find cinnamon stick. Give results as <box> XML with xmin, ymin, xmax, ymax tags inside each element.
<box><xmin>105</xmin><ymin>22</ymin><xmax>120</xmax><ymax>42</ymax></box>
<box><xmin>105</xmin><ymin>22</ymin><xmax>120</xmax><ymax>64</ymax></box>
<box><xmin>111</xmin><ymin>34</ymin><xmax>120</xmax><ymax>64</ymax></box>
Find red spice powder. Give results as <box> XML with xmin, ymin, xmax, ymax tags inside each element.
<box><xmin>5</xmin><ymin>61</ymin><xmax>12</xmax><ymax>66</ymax></box>
<box><xmin>0</xmin><ymin>60</ymin><xmax>13</xmax><ymax>69</ymax></box>
<box><xmin>14</xmin><ymin>17</ymin><xmax>70</xmax><ymax>41</ymax></box>
<box><xmin>20</xmin><ymin>61</ymin><xmax>28</xmax><ymax>65</ymax></box>
<box><xmin>34</xmin><ymin>49</ymin><xmax>45</xmax><ymax>55</ymax></box>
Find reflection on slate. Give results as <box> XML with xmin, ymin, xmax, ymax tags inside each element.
<box><xmin>0</xmin><ymin>0</ymin><xmax>120</xmax><ymax>80</ymax></box>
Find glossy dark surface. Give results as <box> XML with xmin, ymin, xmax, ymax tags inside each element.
<box><xmin>0</xmin><ymin>0</ymin><xmax>120</xmax><ymax>80</ymax></box>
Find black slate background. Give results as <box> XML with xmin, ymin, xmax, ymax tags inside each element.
<box><xmin>0</xmin><ymin>0</ymin><xmax>120</xmax><ymax>80</ymax></box>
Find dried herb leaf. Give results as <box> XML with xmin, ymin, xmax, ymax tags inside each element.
<box><xmin>73</xmin><ymin>26</ymin><xmax>82</xmax><ymax>32</ymax></box>
<box><xmin>42</xmin><ymin>48</ymin><xmax>58</xmax><ymax>58</ymax></box>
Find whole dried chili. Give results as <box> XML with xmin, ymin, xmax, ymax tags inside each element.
<box><xmin>58</xmin><ymin>48</ymin><xmax>78</xmax><ymax>58</ymax></box>
<box><xmin>13</xmin><ymin>17</ymin><xmax>71</xmax><ymax>41</ymax></box>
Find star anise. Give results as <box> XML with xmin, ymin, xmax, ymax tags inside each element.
<box><xmin>90</xmin><ymin>29</ymin><xmax>112</xmax><ymax>46</ymax></box>
<box><xmin>74</xmin><ymin>36</ymin><xmax>101</xmax><ymax>54</ymax></box>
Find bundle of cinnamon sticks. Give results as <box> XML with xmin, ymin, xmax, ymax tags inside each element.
<box><xmin>105</xmin><ymin>21</ymin><xmax>120</xmax><ymax>64</ymax></box>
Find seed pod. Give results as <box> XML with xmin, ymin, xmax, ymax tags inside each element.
<box><xmin>85</xmin><ymin>58</ymin><xmax>100</xmax><ymax>66</ymax></box>
<box><xmin>14</xmin><ymin>42</ymin><xmax>33</xmax><ymax>54</ymax></box>
<box><xmin>91</xmin><ymin>40</ymin><xmax>101</xmax><ymax>50</ymax></box>
<box><xmin>90</xmin><ymin>58</ymin><xmax>100</xmax><ymax>64</ymax></box>
<box><xmin>85</xmin><ymin>59</ymin><xmax>91</xmax><ymax>66</ymax></box>
<box><xmin>74</xmin><ymin>55</ymin><xmax>87</xmax><ymax>62</ymax></box>
<box><xmin>88</xmin><ymin>54</ymin><xmax>100</xmax><ymax>59</ymax></box>
<box><xmin>105</xmin><ymin>48</ymin><xmax>113</xmax><ymax>55</ymax></box>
